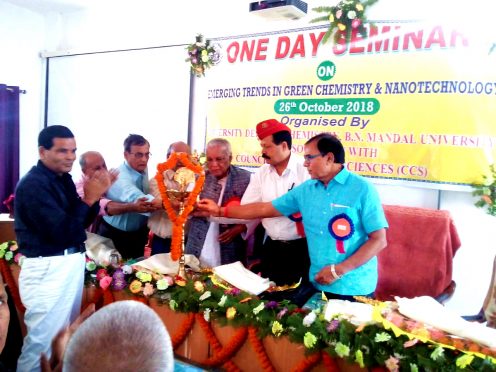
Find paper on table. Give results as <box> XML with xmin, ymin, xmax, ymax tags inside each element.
<box><xmin>133</xmin><ymin>253</ymin><xmax>201</xmax><ymax>275</ymax></box>
<box><xmin>396</xmin><ymin>296</ymin><xmax>496</xmax><ymax>348</ymax></box>
<box><xmin>213</xmin><ymin>261</ymin><xmax>271</xmax><ymax>295</ymax></box>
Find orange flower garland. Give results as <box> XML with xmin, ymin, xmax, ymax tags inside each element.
<box><xmin>155</xmin><ymin>152</ymin><xmax>205</xmax><ymax>261</ymax></box>
<box><xmin>291</xmin><ymin>351</ymin><xmax>321</xmax><ymax>372</ymax></box>
<box><xmin>171</xmin><ymin>313</ymin><xmax>196</xmax><ymax>349</ymax></box>
<box><xmin>248</xmin><ymin>327</ymin><xmax>276</xmax><ymax>372</ymax></box>
<box><xmin>196</xmin><ymin>314</ymin><xmax>245</xmax><ymax>371</ymax></box>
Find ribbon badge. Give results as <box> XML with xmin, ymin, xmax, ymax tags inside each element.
<box><xmin>288</xmin><ymin>212</ymin><xmax>305</xmax><ymax>238</ymax></box>
<box><xmin>328</xmin><ymin>214</ymin><xmax>354</xmax><ymax>254</ymax></box>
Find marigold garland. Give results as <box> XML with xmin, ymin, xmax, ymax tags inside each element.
<box><xmin>196</xmin><ymin>314</ymin><xmax>244</xmax><ymax>371</ymax></box>
<box><xmin>248</xmin><ymin>327</ymin><xmax>276</xmax><ymax>372</ymax></box>
<box><xmin>0</xmin><ymin>259</ymin><xmax>25</xmax><ymax>313</ymax></box>
<box><xmin>171</xmin><ymin>313</ymin><xmax>196</xmax><ymax>349</ymax></box>
<box><xmin>155</xmin><ymin>152</ymin><xmax>205</xmax><ymax>261</ymax></box>
<box><xmin>321</xmin><ymin>351</ymin><xmax>340</xmax><ymax>372</ymax></box>
<box><xmin>291</xmin><ymin>351</ymin><xmax>322</xmax><ymax>372</ymax></box>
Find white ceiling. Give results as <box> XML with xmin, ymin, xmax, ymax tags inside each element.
<box><xmin>4</xmin><ymin>0</ymin><xmax>89</xmax><ymax>13</ymax></box>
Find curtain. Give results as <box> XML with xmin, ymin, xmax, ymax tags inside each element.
<box><xmin>0</xmin><ymin>84</ymin><xmax>20</xmax><ymax>214</ymax></box>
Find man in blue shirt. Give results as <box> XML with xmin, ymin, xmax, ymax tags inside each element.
<box><xmin>98</xmin><ymin>134</ymin><xmax>161</xmax><ymax>259</ymax></box>
<box><xmin>199</xmin><ymin>133</ymin><xmax>388</xmax><ymax>300</ymax></box>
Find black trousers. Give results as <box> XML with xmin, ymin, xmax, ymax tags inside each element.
<box><xmin>259</xmin><ymin>237</ymin><xmax>310</xmax><ymax>286</ymax></box>
<box><xmin>97</xmin><ymin>219</ymin><xmax>149</xmax><ymax>260</ymax></box>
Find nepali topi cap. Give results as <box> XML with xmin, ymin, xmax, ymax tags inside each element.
<box><xmin>256</xmin><ymin>119</ymin><xmax>291</xmax><ymax>140</ymax></box>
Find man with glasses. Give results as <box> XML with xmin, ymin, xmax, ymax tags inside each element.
<box><xmin>98</xmin><ymin>134</ymin><xmax>161</xmax><ymax>259</ymax></box>
<box><xmin>186</xmin><ymin>138</ymin><xmax>251</xmax><ymax>267</ymax></box>
<box><xmin>240</xmin><ymin>119</ymin><xmax>311</xmax><ymax>305</ymax></box>
<box><xmin>199</xmin><ymin>133</ymin><xmax>388</xmax><ymax>302</ymax></box>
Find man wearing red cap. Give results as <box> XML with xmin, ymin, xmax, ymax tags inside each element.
<box><xmin>241</xmin><ymin>119</ymin><xmax>311</xmax><ymax>303</ymax></box>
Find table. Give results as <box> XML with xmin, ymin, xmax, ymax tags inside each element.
<box><xmin>0</xmin><ymin>214</ymin><xmax>15</xmax><ymax>242</ymax></box>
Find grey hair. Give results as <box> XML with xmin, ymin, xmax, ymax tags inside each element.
<box><xmin>207</xmin><ymin>138</ymin><xmax>232</xmax><ymax>156</ymax></box>
<box><xmin>78</xmin><ymin>151</ymin><xmax>101</xmax><ymax>169</ymax></box>
<box><xmin>63</xmin><ymin>301</ymin><xmax>174</xmax><ymax>372</ymax></box>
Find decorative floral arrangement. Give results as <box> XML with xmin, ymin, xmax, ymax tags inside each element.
<box><xmin>310</xmin><ymin>0</ymin><xmax>379</xmax><ymax>44</ymax></box>
<box><xmin>473</xmin><ymin>163</ymin><xmax>496</xmax><ymax>216</ymax></box>
<box><xmin>2</xmin><ymin>242</ymin><xmax>496</xmax><ymax>371</ymax></box>
<box><xmin>0</xmin><ymin>240</ymin><xmax>23</xmax><ymax>265</ymax></box>
<box><xmin>186</xmin><ymin>34</ymin><xmax>221</xmax><ymax>77</ymax></box>
<box><xmin>152</xmin><ymin>275</ymin><xmax>496</xmax><ymax>371</ymax></box>
<box><xmin>155</xmin><ymin>152</ymin><xmax>205</xmax><ymax>261</ymax></box>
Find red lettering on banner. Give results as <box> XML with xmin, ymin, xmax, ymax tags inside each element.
<box><xmin>255</xmin><ymin>38</ymin><xmax>269</xmax><ymax>60</ymax></box>
<box><xmin>289</xmin><ymin>34</ymin><xmax>305</xmax><ymax>58</ymax></box>
<box><xmin>275</xmin><ymin>36</ymin><xmax>291</xmax><ymax>59</ymax></box>
<box><xmin>309</xmin><ymin>32</ymin><xmax>326</xmax><ymax>56</ymax></box>
<box><xmin>425</xmin><ymin>26</ymin><xmax>447</xmax><ymax>48</ymax></box>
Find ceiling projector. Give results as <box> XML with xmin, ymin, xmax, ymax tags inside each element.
<box><xmin>249</xmin><ymin>0</ymin><xmax>308</xmax><ymax>20</ymax></box>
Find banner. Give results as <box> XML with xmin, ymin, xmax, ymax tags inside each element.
<box><xmin>205</xmin><ymin>22</ymin><xmax>496</xmax><ymax>186</ymax></box>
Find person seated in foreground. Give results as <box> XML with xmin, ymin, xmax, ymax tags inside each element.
<box><xmin>42</xmin><ymin>301</ymin><xmax>174</xmax><ymax>372</ymax></box>
<box><xmin>76</xmin><ymin>151</ymin><xmax>154</xmax><ymax>233</ymax></box>
<box><xmin>0</xmin><ymin>273</ymin><xmax>9</xmax><ymax>356</ymax></box>
<box><xmin>198</xmin><ymin>133</ymin><xmax>388</xmax><ymax>302</ymax></box>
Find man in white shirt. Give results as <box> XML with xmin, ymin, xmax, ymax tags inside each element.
<box><xmin>241</xmin><ymin>119</ymin><xmax>311</xmax><ymax>293</ymax></box>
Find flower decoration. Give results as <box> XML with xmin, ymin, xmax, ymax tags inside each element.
<box><xmin>186</xmin><ymin>34</ymin><xmax>221</xmax><ymax>77</ymax></box>
<box><xmin>0</xmin><ymin>241</ymin><xmax>22</xmax><ymax>265</ymax></box>
<box><xmin>472</xmin><ymin>163</ymin><xmax>496</xmax><ymax>216</ymax></box>
<box><xmin>310</xmin><ymin>0</ymin><xmax>379</xmax><ymax>44</ymax></box>
<box><xmin>4</xmin><ymin>242</ymin><xmax>496</xmax><ymax>371</ymax></box>
<box><xmin>155</xmin><ymin>152</ymin><xmax>205</xmax><ymax>261</ymax></box>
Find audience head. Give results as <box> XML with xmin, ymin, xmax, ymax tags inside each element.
<box><xmin>303</xmin><ymin>133</ymin><xmax>345</xmax><ymax>183</ymax></box>
<box><xmin>38</xmin><ymin>125</ymin><xmax>77</xmax><ymax>175</ymax></box>
<box><xmin>79</xmin><ymin>151</ymin><xmax>108</xmax><ymax>178</ymax></box>
<box><xmin>255</xmin><ymin>119</ymin><xmax>292</xmax><ymax>167</ymax></box>
<box><xmin>206</xmin><ymin>138</ymin><xmax>232</xmax><ymax>179</ymax></box>
<box><xmin>123</xmin><ymin>134</ymin><xmax>150</xmax><ymax>173</ymax></box>
<box><xmin>0</xmin><ymin>273</ymin><xmax>9</xmax><ymax>353</ymax></box>
<box><xmin>62</xmin><ymin>301</ymin><xmax>174</xmax><ymax>372</ymax></box>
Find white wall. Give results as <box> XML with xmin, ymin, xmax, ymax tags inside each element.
<box><xmin>0</xmin><ymin>1</ymin><xmax>46</xmax><ymax>175</ymax></box>
<box><xmin>3</xmin><ymin>0</ymin><xmax>495</xmax><ymax>315</ymax></box>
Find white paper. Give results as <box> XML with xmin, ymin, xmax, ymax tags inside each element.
<box><xmin>213</xmin><ymin>261</ymin><xmax>271</xmax><ymax>295</ymax></box>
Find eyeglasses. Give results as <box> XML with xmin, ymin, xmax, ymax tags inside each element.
<box><xmin>303</xmin><ymin>153</ymin><xmax>323</xmax><ymax>162</ymax></box>
<box><xmin>129</xmin><ymin>152</ymin><xmax>152</xmax><ymax>159</ymax></box>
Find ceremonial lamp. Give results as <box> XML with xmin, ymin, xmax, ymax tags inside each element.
<box><xmin>155</xmin><ymin>152</ymin><xmax>205</xmax><ymax>278</ymax></box>
<box><xmin>166</xmin><ymin>167</ymin><xmax>197</xmax><ymax>278</ymax></box>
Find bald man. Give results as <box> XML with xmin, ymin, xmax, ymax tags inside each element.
<box><xmin>147</xmin><ymin>141</ymin><xmax>191</xmax><ymax>255</ymax></box>
<box><xmin>76</xmin><ymin>151</ymin><xmax>154</xmax><ymax>233</ymax></box>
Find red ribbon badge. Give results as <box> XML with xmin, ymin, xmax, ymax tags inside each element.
<box><xmin>328</xmin><ymin>214</ymin><xmax>354</xmax><ymax>254</ymax></box>
<box><xmin>288</xmin><ymin>212</ymin><xmax>305</xmax><ymax>238</ymax></box>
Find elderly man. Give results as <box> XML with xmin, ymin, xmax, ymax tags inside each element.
<box><xmin>199</xmin><ymin>133</ymin><xmax>388</xmax><ymax>301</ymax></box>
<box><xmin>98</xmin><ymin>134</ymin><xmax>161</xmax><ymax>259</ymax></box>
<box><xmin>14</xmin><ymin>125</ymin><xmax>112</xmax><ymax>371</ymax></box>
<box><xmin>76</xmin><ymin>151</ymin><xmax>153</xmax><ymax>233</ymax></box>
<box><xmin>186</xmin><ymin>138</ymin><xmax>251</xmax><ymax>267</ymax></box>
<box><xmin>241</xmin><ymin>119</ymin><xmax>311</xmax><ymax>288</ymax></box>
